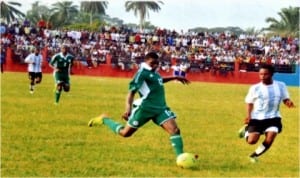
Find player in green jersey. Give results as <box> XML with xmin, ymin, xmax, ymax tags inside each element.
<box><xmin>88</xmin><ymin>51</ymin><xmax>190</xmax><ymax>160</ymax></box>
<box><xmin>49</xmin><ymin>45</ymin><xmax>74</xmax><ymax>104</ymax></box>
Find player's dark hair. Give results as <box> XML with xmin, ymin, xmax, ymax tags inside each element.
<box><xmin>145</xmin><ymin>51</ymin><xmax>159</xmax><ymax>60</ymax></box>
<box><xmin>260</xmin><ymin>64</ymin><xmax>275</xmax><ymax>75</ymax></box>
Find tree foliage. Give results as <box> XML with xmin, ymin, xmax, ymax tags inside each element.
<box><xmin>50</xmin><ymin>1</ymin><xmax>79</xmax><ymax>28</ymax></box>
<box><xmin>125</xmin><ymin>1</ymin><xmax>163</xmax><ymax>30</ymax></box>
<box><xmin>265</xmin><ymin>6</ymin><xmax>299</xmax><ymax>37</ymax></box>
<box><xmin>26</xmin><ymin>1</ymin><xmax>51</xmax><ymax>26</ymax></box>
<box><xmin>80</xmin><ymin>1</ymin><xmax>108</xmax><ymax>25</ymax></box>
<box><xmin>0</xmin><ymin>1</ymin><xmax>25</xmax><ymax>24</ymax></box>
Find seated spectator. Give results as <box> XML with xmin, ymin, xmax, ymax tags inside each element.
<box><xmin>91</xmin><ymin>48</ymin><xmax>99</xmax><ymax>67</ymax></box>
<box><xmin>171</xmin><ymin>61</ymin><xmax>181</xmax><ymax>77</ymax></box>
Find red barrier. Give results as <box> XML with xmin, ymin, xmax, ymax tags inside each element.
<box><xmin>3</xmin><ymin>47</ymin><xmax>259</xmax><ymax>85</ymax></box>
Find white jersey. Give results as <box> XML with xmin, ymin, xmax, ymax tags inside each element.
<box><xmin>245</xmin><ymin>80</ymin><xmax>290</xmax><ymax>120</ymax></box>
<box><xmin>24</xmin><ymin>53</ymin><xmax>43</xmax><ymax>72</ymax></box>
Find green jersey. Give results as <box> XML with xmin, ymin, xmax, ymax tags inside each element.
<box><xmin>50</xmin><ymin>52</ymin><xmax>74</xmax><ymax>74</ymax></box>
<box><xmin>129</xmin><ymin>63</ymin><xmax>167</xmax><ymax>111</ymax></box>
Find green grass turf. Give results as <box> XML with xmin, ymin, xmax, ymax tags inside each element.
<box><xmin>1</xmin><ymin>72</ymin><xmax>299</xmax><ymax>177</ymax></box>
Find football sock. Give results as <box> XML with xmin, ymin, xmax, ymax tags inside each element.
<box><xmin>170</xmin><ymin>134</ymin><xmax>184</xmax><ymax>156</ymax></box>
<box><xmin>55</xmin><ymin>91</ymin><xmax>61</xmax><ymax>103</ymax></box>
<box><xmin>103</xmin><ymin>118</ymin><xmax>124</xmax><ymax>134</ymax></box>
<box><xmin>30</xmin><ymin>84</ymin><xmax>34</xmax><ymax>91</ymax></box>
<box><xmin>250</xmin><ymin>141</ymin><xmax>271</xmax><ymax>157</ymax></box>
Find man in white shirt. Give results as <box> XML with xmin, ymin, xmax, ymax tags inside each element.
<box><xmin>238</xmin><ymin>64</ymin><xmax>295</xmax><ymax>163</ymax></box>
<box><xmin>24</xmin><ymin>47</ymin><xmax>43</xmax><ymax>94</ymax></box>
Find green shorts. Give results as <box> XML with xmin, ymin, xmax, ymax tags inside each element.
<box><xmin>53</xmin><ymin>72</ymin><xmax>70</xmax><ymax>85</ymax></box>
<box><xmin>127</xmin><ymin>106</ymin><xmax>176</xmax><ymax>128</ymax></box>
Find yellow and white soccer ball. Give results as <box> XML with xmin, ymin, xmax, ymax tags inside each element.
<box><xmin>176</xmin><ymin>153</ymin><xmax>198</xmax><ymax>169</ymax></box>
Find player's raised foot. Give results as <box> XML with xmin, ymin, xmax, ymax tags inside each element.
<box><xmin>249</xmin><ymin>156</ymin><xmax>258</xmax><ymax>163</ymax></box>
<box><xmin>30</xmin><ymin>89</ymin><xmax>34</xmax><ymax>94</ymax></box>
<box><xmin>88</xmin><ymin>114</ymin><xmax>107</xmax><ymax>127</ymax></box>
<box><xmin>238</xmin><ymin>125</ymin><xmax>247</xmax><ymax>138</ymax></box>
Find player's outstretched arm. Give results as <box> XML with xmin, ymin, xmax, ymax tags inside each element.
<box><xmin>122</xmin><ymin>91</ymin><xmax>135</xmax><ymax>121</ymax></box>
<box><xmin>163</xmin><ymin>76</ymin><xmax>190</xmax><ymax>85</ymax></box>
<box><xmin>283</xmin><ymin>98</ymin><xmax>295</xmax><ymax>108</ymax></box>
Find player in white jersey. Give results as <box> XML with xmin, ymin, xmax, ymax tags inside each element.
<box><xmin>238</xmin><ymin>64</ymin><xmax>295</xmax><ymax>163</ymax></box>
<box><xmin>24</xmin><ymin>47</ymin><xmax>43</xmax><ymax>94</ymax></box>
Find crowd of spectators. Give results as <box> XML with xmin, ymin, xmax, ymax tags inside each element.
<box><xmin>0</xmin><ymin>19</ymin><xmax>299</xmax><ymax>75</ymax></box>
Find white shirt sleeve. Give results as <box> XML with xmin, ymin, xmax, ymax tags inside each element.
<box><xmin>24</xmin><ymin>54</ymin><xmax>33</xmax><ymax>63</ymax></box>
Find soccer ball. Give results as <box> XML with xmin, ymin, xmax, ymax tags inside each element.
<box><xmin>176</xmin><ymin>153</ymin><xmax>198</xmax><ymax>169</ymax></box>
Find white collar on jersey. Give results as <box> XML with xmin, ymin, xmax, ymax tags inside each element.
<box><xmin>140</xmin><ymin>62</ymin><xmax>152</xmax><ymax>71</ymax></box>
<box><xmin>59</xmin><ymin>52</ymin><xmax>69</xmax><ymax>58</ymax></box>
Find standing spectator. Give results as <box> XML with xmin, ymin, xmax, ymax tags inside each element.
<box><xmin>179</xmin><ymin>62</ymin><xmax>189</xmax><ymax>77</ymax></box>
<box><xmin>24</xmin><ymin>47</ymin><xmax>43</xmax><ymax>94</ymax></box>
<box><xmin>238</xmin><ymin>64</ymin><xmax>295</xmax><ymax>163</ymax></box>
<box><xmin>171</xmin><ymin>60</ymin><xmax>181</xmax><ymax>77</ymax></box>
<box><xmin>0</xmin><ymin>47</ymin><xmax>6</xmax><ymax>73</ymax></box>
<box><xmin>49</xmin><ymin>45</ymin><xmax>74</xmax><ymax>104</ymax></box>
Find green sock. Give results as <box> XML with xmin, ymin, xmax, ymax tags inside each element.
<box><xmin>55</xmin><ymin>91</ymin><xmax>61</xmax><ymax>103</ymax></box>
<box><xmin>170</xmin><ymin>134</ymin><xmax>184</xmax><ymax>157</ymax></box>
<box><xmin>103</xmin><ymin>118</ymin><xmax>124</xmax><ymax>134</ymax></box>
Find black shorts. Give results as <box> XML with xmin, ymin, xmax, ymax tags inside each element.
<box><xmin>28</xmin><ymin>72</ymin><xmax>42</xmax><ymax>81</ymax></box>
<box><xmin>247</xmin><ymin>117</ymin><xmax>282</xmax><ymax>134</ymax></box>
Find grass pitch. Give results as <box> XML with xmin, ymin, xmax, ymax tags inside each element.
<box><xmin>1</xmin><ymin>72</ymin><xmax>299</xmax><ymax>177</ymax></box>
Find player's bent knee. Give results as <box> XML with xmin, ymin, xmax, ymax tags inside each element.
<box><xmin>123</xmin><ymin>133</ymin><xmax>133</xmax><ymax>137</ymax></box>
<box><xmin>119</xmin><ymin>131</ymin><xmax>133</xmax><ymax>137</ymax></box>
<box><xmin>56</xmin><ymin>86</ymin><xmax>62</xmax><ymax>91</ymax></box>
<box><xmin>247</xmin><ymin>138</ymin><xmax>258</xmax><ymax>145</ymax></box>
<box><xmin>119</xmin><ymin>127</ymin><xmax>136</xmax><ymax>137</ymax></box>
<box><xmin>63</xmin><ymin>85</ymin><xmax>70</xmax><ymax>92</ymax></box>
<box><xmin>174</xmin><ymin>128</ymin><xmax>180</xmax><ymax>135</ymax></box>
<box><xmin>167</xmin><ymin>127</ymin><xmax>180</xmax><ymax>135</ymax></box>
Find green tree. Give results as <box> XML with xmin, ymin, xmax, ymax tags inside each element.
<box><xmin>26</xmin><ymin>1</ymin><xmax>51</xmax><ymax>27</ymax></box>
<box><xmin>0</xmin><ymin>1</ymin><xmax>25</xmax><ymax>24</ymax></box>
<box><xmin>125</xmin><ymin>1</ymin><xmax>163</xmax><ymax>30</ymax></box>
<box><xmin>265</xmin><ymin>6</ymin><xmax>299</xmax><ymax>37</ymax></box>
<box><xmin>51</xmin><ymin>1</ymin><xmax>79</xmax><ymax>28</ymax></box>
<box><xmin>80</xmin><ymin>1</ymin><xmax>108</xmax><ymax>25</ymax></box>
<box><xmin>245</xmin><ymin>27</ymin><xmax>264</xmax><ymax>37</ymax></box>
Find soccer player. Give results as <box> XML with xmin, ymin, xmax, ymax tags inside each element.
<box><xmin>238</xmin><ymin>64</ymin><xmax>295</xmax><ymax>163</ymax></box>
<box><xmin>24</xmin><ymin>47</ymin><xmax>43</xmax><ymax>94</ymax></box>
<box><xmin>88</xmin><ymin>51</ymin><xmax>191</xmax><ymax>161</ymax></box>
<box><xmin>49</xmin><ymin>45</ymin><xmax>74</xmax><ymax>104</ymax></box>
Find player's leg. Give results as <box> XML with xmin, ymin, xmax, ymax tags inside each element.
<box><xmin>155</xmin><ymin>109</ymin><xmax>184</xmax><ymax>157</ymax></box>
<box><xmin>55</xmin><ymin>82</ymin><xmax>63</xmax><ymax>104</ymax></box>
<box><xmin>246</xmin><ymin>132</ymin><xmax>260</xmax><ymax>144</ymax></box>
<box><xmin>88</xmin><ymin>106</ymin><xmax>147</xmax><ymax>137</ymax></box>
<box><xmin>62</xmin><ymin>75</ymin><xmax>70</xmax><ymax>92</ymax></box>
<box><xmin>247</xmin><ymin>118</ymin><xmax>281</xmax><ymax>162</ymax></box>
<box><xmin>53</xmin><ymin>72</ymin><xmax>63</xmax><ymax>104</ymax></box>
<box><xmin>238</xmin><ymin>124</ymin><xmax>247</xmax><ymax>138</ymax></box>
<box><xmin>35</xmin><ymin>72</ymin><xmax>42</xmax><ymax>84</ymax></box>
<box><xmin>161</xmin><ymin>119</ymin><xmax>184</xmax><ymax>157</ymax></box>
<box><xmin>242</xmin><ymin>119</ymin><xmax>261</xmax><ymax>162</ymax></box>
<box><xmin>28</xmin><ymin>72</ymin><xmax>35</xmax><ymax>93</ymax></box>
<box><xmin>1</xmin><ymin>62</ymin><xmax>3</xmax><ymax>73</ymax></box>
<box><xmin>244</xmin><ymin>132</ymin><xmax>260</xmax><ymax>162</ymax></box>
<box><xmin>63</xmin><ymin>83</ymin><xmax>70</xmax><ymax>92</ymax></box>
<box><xmin>118</xmin><ymin>125</ymin><xmax>137</xmax><ymax>137</ymax></box>
<box><xmin>249</xmin><ymin>131</ymin><xmax>277</xmax><ymax>159</ymax></box>
<box><xmin>88</xmin><ymin>114</ymin><xmax>138</xmax><ymax>136</ymax></box>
